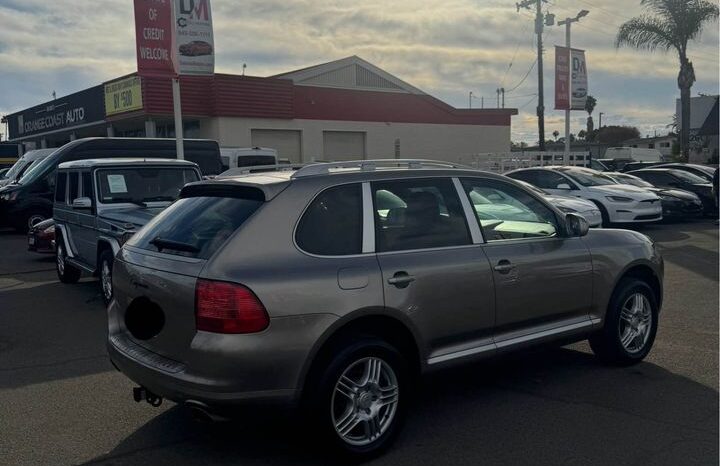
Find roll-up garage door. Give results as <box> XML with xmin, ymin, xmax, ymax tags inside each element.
<box><xmin>323</xmin><ymin>131</ymin><xmax>366</xmax><ymax>161</ymax></box>
<box><xmin>251</xmin><ymin>129</ymin><xmax>302</xmax><ymax>162</ymax></box>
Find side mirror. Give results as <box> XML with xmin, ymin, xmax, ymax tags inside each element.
<box><xmin>72</xmin><ymin>197</ymin><xmax>92</xmax><ymax>209</ymax></box>
<box><xmin>557</xmin><ymin>183</ymin><xmax>572</xmax><ymax>190</ymax></box>
<box><xmin>566</xmin><ymin>213</ymin><xmax>590</xmax><ymax>237</ymax></box>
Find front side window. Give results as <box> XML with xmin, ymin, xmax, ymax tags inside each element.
<box><xmin>68</xmin><ymin>172</ymin><xmax>80</xmax><ymax>203</ymax></box>
<box><xmin>372</xmin><ymin>178</ymin><xmax>470</xmax><ymax>252</ymax></box>
<box><xmin>81</xmin><ymin>172</ymin><xmax>94</xmax><ymax>199</ymax></box>
<box><xmin>535</xmin><ymin>171</ymin><xmax>577</xmax><ymax>190</ymax></box>
<box><xmin>461</xmin><ymin>178</ymin><xmax>558</xmax><ymax>241</ymax></box>
<box><xmin>54</xmin><ymin>172</ymin><xmax>67</xmax><ymax>203</ymax></box>
<box><xmin>296</xmin><ymin>184</ymin><xmax>363</xmax><ymax>256</ymax></box>
<box><xmin>96</xmin><ymin>167</ymin><xmax>200</xmax><ymax>204</ymax></box>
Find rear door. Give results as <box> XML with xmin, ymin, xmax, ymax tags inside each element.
<box><xmin>372</xmin><ymin>177</ymin><xmax>496</xmax><ymax>364</ymax></box>
<box><xmin>112</xmin><ymin>191</ymin><xmax>265</xmax><ymax>361</ymax></box>
<box><xmin>459</xmin><ymin>177</ymin><xmax>593</xmax><ymax>347</ymax></box>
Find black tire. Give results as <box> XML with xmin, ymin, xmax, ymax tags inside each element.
<box><xmin>16</xmin><ymin>210</ymin><xmax>49</xmax><ymax>233</ymax></box>
<box><xmin>306</xmin><ymin>337</ymin><xmax>408</xmax><ymax>460</ymax></box>
<box><xmin>56</xmin><ymin>238</ymin><xmax>81</xmax><ymax>284</ymax></box>
<box><xmin>590</xmin><ymin>200</ymin><xmax>610</xmax><ymax>227</ymax></box>
<box><xmin>99</xmin><ymin>249</ymin><xmax>114</xmax><ymax>306</ymax></box>
<box><xmin>589</xmin><ymin>278</ymin><xmax>658</xmax><ymax>366</ymax></box>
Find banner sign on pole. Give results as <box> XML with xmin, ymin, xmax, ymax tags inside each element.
<box><xmin>569</xmin><ymin>48</ymin><xmax>588</xmax><ymax>110</ymax></box>
<box><xmin>174</xmin><ymin>0</ymin><xmax>215</xmax><ymax>75</ymax></box>
<box><xmin>134</xmin><ymin>0</ymin><xmax>176</xmax><ymax>77</ymax></box>
<box><xmin>554</xmin><ymin>46</ymin><xmax>570</xmax><ymax>110</ymax></box>
<box><xmin>555</xmin><ymin>46</ymin><xmax>589</xmax><ymax>111</ymax></box>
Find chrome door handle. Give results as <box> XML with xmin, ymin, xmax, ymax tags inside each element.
<box><xmin>493</xmin><ymin>260</ymin><xmax>516</xmax><ymax>274</ymax></box>
<box><xmin>387</xmin><ymin>272</ymin><xmax>415</xmax><ymax>288</ymax></box>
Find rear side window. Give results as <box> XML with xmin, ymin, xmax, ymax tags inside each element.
<box><xmin>55</xmin><ymin>172</ymin><xmax>67</xmax><ymax>203</ymax></box>
<box><xmin>296</xmin><ymin>184</ymin><xmax>363</xmax><ymax>256</ymax></box>
<box><xmin>127</xmin><ymin>195</ymin><xmax>262</xmax><ymax>259</ymax></box>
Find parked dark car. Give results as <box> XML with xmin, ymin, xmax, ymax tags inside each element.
<box><xmin>619</xmin><ymin>161</ymin><xmax>665</xmax><ymax>173</ymax></box>
<box><xmin>606</xmin><ymin>172</ymin><xmax>703</xmax><ymax>220</ymax></box>
<box><xmin>656</xmin><ymin>163</ymin><xmax>715</xmax><ymax>183</ymax></box>
<box><xmin>0</xmin><ymin>138</ymin><xmax>222</xmax><ymax>232</ymax></box>
<box><xmin>628</xmin><ymin>168</ymin><xmax>716</xmax><ymax>216</ymax></box>
<box><xmin>27</xmin><ymin>218</ymin><xmax>55</xmax><ymax>253</ymax></box>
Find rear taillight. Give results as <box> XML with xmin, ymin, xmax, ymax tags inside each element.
<box><xmin>195</xmin><ymin>279</ymin><xmax>269</xmax><ymax>334</ymax></box>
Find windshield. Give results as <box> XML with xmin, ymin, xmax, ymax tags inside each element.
<box><xmin>3</xmin><ymin>158</ymin><xmax>30</xmax><ymax>181</ymax></box>
<box><xmin>671</xmin><ymin>170</ymin><xmax>708</xmax><ymax>184</ymax></box>
<box><xmin>96</xmin><ymin>167</ymin><xmax>200</xmax><ymax>204</ymax></box>
<box><xmin>561</xmin><ymin>169</ymin><xmax>617</xmax><ymax>187</ymax></box>
<box><xmin>17</xmin><ymin>155</ymin><xmax>56</xmax><ymax>184</ymax></box>
<box><xmin>615</xmin><ymin>175</ymin><xmax>653</xmax><ymax>188</ymax></box>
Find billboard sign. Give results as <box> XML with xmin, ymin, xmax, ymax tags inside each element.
<box><xmin>174</xmin><ymin>0</ymin><xmax>215</xmax><ymax>75</ymax></box>
<box><xmin>134</xmin><ymin>0</ymin><xmax>176</xmax><ymax>77</ymax></box>
<box><xmin>7</xmin><ymin>86</ymin><xmax>105</xmax><ymax>140</ymax></box>
<box><xmin>105</xmin><ymin>76</ymin><xmax>144</xmax><ymax>116</ymax></box>
<box><xmin>555</xmin><ymin>47</ymin><xmax>588</xmax><ymax>111</ymax></box>
<box><xmin>554</xmin><ymin>46</ymin><xmax>570</xmax><ymax>110</ymax></box>
<box><xmin>570</xmin><ymin>48</ymin><xmax>588</xmax><ymax>110</ymax></box>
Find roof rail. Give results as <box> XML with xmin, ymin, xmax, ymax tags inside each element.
<box><xmin>291</xmin><ymin>159</ymin><xmax>474</xmax><ymax>178</ymax></box>
<box><xmin>217</xmin><ymin>164</ymin><xmax>305</xmax><ymax>177</ymax></box>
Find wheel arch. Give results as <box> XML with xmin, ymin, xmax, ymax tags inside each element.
<box><xmin>613</xmin><ymin>262</ymin><xmax>663</xmax><ymax>312</ymax></box>
<box><xmin>298</xmin><ymin>309</ymin><xmax>424</xmax><ymax>401</ymax></box>
<box><xmin>96</xmin><ymin>238</ymin><xmax>118</xmax><ymax>275</ymax></box>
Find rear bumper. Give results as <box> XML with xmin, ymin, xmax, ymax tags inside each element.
<box><xmin>107</xmin><ymin>303</ymin><xmax>338</xmax><ymax>409</ymax></box>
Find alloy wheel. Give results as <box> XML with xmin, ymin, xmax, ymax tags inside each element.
<box><xmin>101</xmin><ymin>260</ymin><xmax>112</xmax><ymax>302</ymax></box>
<box><xmin>57</xmin><ymin>245</ymin><xmax>65</xmax><ymax>276</ymax></box>
<box><xmin>618</xmin><ymin>292</ymin><xmax>652</xmax><ymax>354</ymax></box>
<box><xmin>331</xmin><ymin>357</ymin><xmax>399</xmax><ymax>447</ymax></box>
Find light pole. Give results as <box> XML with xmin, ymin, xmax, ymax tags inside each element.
<box><xmin>558</xmin><ymin>9</ymin><xmax>589</xmax><ymax>164</ymax></box>
<box><xmin>599</xmin><ymin>112</ymin><xmax>604</xmax><ymax>129</ymax></box>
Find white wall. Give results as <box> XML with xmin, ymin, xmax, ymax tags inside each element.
<box><xmin>207</xmin><ymin>117</ymin><xmax>511</xmax><ymax>164</ymax></box>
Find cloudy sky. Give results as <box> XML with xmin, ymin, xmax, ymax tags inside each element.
<box><xmin>0</xmin><ymin>0</ymin><xmax>718</xmax><ymax>143</ymax></box>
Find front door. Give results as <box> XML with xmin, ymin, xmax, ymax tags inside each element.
<box><xmin>372</xmin><ymin>177</ymin><xmax>496</xmax><ymax>364</ymax></box>
<box><xmin>458</xmin><ymin>177</ymin><xmax>593</xmax><ymax>345</ymax></box>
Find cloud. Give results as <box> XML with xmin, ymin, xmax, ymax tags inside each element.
<box><xmin>0</xmin><ymin>0</ymin><xmax>717</xmax><ymax>144</ymax></box>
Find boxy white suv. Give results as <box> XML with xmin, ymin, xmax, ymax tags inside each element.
<box><xmin>507</xmin><ymin>166</ymin><xmax>662</xmax><ymax>226</ymax></box>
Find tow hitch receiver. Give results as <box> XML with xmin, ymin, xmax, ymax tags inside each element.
<box><xmin>133</xmin><ymin>386</ymin><xmax>163</xmax><ymax>407</ymax></box>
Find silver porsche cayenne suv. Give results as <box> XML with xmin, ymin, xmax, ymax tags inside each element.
<box><xmin>107</xmin><ymin>160</ymin><xmax>663</xmax><ymax>457</ymax></box>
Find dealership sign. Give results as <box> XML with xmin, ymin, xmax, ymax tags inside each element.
<box><xmin>7</xmin><ymin>86</ymin><xmax>105</xmax><ymax>140</ymax></box>
<box><xmin>555</xmin><ymin>46</ymin><xmax>588</xmax><ymax>111</ymax></box>
<box><xmin>134</xmin><ymin>0</ymin><xmax>176</xmax><ymax>77</ymax></box>
<box><xmin>174</xmin><ymin>0</ymin><xmax>215</xmax><ymax>75</ymax></box>
<box><xmin>105</xmin><ymin>76</ymin><xmax>144</xmax><ymax>116</ymax></box>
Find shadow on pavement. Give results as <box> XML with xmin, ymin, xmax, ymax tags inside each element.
<box><xmin>84</xmin><ymin>347</ymin><xmax>719</xmax><ymax>466</ymax></box>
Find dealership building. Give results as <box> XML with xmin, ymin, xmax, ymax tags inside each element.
<box><xmin>3</xmin><ymin>56</ymin><xmax>517</xmax><ymax>164</ymax></box>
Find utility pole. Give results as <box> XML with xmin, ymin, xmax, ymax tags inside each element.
<box><xmin>496</xmin><ymin>88</ymin><xmax>501</xmax><ymax>108</ymax></box>
<box><xmin>501</xmin><ymin>88</ymin><xmax>505</xmax><ymax>108</ymax></box>
<box><xmin>517</xmin><ymin>0</ymin><xmax>547</xmax><ymax>150</ymax></box>
<box><xmin>469</xmin><ymin>91</ymin><xmax>473</xmax><ymax>109</ymax></box>
<box><xmin>558</xmin><ymin>9</ymin><xmax>589</xmax><ymax>164</ymax></box>
<box><xmin>599</xmin><ymin>112</ymin><xmax>604</xmax><ymax>129</ymax></box>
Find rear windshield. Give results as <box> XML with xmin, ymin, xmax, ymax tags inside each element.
<box><xmin>127</xmin><ymin>195</ymin><xmax>262</xmax><ymax>259</ymax></box>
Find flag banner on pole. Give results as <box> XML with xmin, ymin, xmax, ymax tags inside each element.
<box><xmin>554</xmin><ymin>46</ymin><xmax>570</xmax><ymax>110</ymax></box>
<box><xmin>174</xmin><ymin>0</ymin><xmax>215</xmax><ymax>75</ymax></box>
<box><xmin>570</xmin><ymin>48</ymin><xmax>588</xmax><ymax>110</ymax></box>
<box><xmin>134</xmin><ymin>0</ymin><xmax>177</xmax><ymax>78</ymax></box>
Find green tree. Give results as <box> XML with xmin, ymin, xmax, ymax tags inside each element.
<box><xmin>552</xmin><ymin>130</ymin><xmax>560</xmax><ymax>141</ymax></box>
<box><xmin>596</xmin><ymin>125</ymin><xmax>641</xmax><ymax>145</ymax></box>
<box><xmin>616</xmin><ymin>0</ymin><xmax>719</xmax><ymax>160</ymax></box>
<box><xmin>578</xmin><ymin>129</ymin><xmax>587</xmax><ymax>140</ymax></box>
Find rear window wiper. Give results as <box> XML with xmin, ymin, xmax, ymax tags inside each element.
<box><xmin>149</xmin><ymin>237</ymin><xmax>200</xmax><ymax>253</ymax></box>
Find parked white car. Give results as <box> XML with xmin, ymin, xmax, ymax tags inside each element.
<box><xmin>506</xmin><ymin>166</ymin><xmax>662</xmax><ymax>226</ymax></box>
<box><xmin>516</xmin><ymin>180</ymin><xmax>603</xmax><ymax>227</ymax></box>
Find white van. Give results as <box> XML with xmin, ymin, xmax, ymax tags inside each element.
<box><xmin>220</xmin><ymin>147</ymin><xmax>278</xmax><ymax>170</ymax></box>
<box><xmin>604</xmin><ymin>147</ymin><xmax>664</xmax><ymax>162</ymax></box>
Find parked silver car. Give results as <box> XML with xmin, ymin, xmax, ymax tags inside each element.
<box><xmin>54</xmin><ymin>158</ymin><xmax>202</xmax><ymax>304</ymax></box>
<box><xmin>108</xmin><ymin>160</ymin><xmax>663</xmax><ymax>458</ymax></box>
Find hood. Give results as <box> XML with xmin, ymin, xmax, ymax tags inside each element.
<box><xmin>544</xmin><ymin>194</ymin><xmax>597</xmax><ymax>211</ymax></box>
<box><xmin>99</xmin><ymin>207</ymin><xmax>166</xmax><ymax>228</ymax></box>
<box><xmin>587</xmin><ymin>184</ymin><xmax>658</xmax><ymax>200</ymax></box>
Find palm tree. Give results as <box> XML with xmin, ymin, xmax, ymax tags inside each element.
<box><xmin>584</xmin><ymin>95</ymin><xmax>597</xmax><ymax>135</ymax></box>
<box><xmin>616</xmin><ymin>0</ymin><xmax>719</xmax><ymax>160</ymax></box>
<box><xmin>552</xmin><ymin>130</ymin><xmax>560</xmax><ymax>142</ymax></box>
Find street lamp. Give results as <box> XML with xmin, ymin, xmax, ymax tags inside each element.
<box><xmin>558</xmin><ymin>10</ymin><xmax>590</xmax><ymax>163</ymax></box>
<box><xmin>599</xmin><ymin>112</ymin><xmax>604</xmax><ymax>128</ymax></box>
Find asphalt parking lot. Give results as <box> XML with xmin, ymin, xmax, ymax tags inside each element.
<box><xmin>0</xmin><ymin>221</ymin><xmax>717</xmax><ymax>466</ymax></box>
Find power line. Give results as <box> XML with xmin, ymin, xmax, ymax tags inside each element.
<box><xmin>500</xmin><ymin>21</ymin><xmax>531</xmax><ymax>87</ymax></box>
<box><xmin>505</xmin><ymin>58</ymin><xmax>537</xmax><ymax>93</ymax></box>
